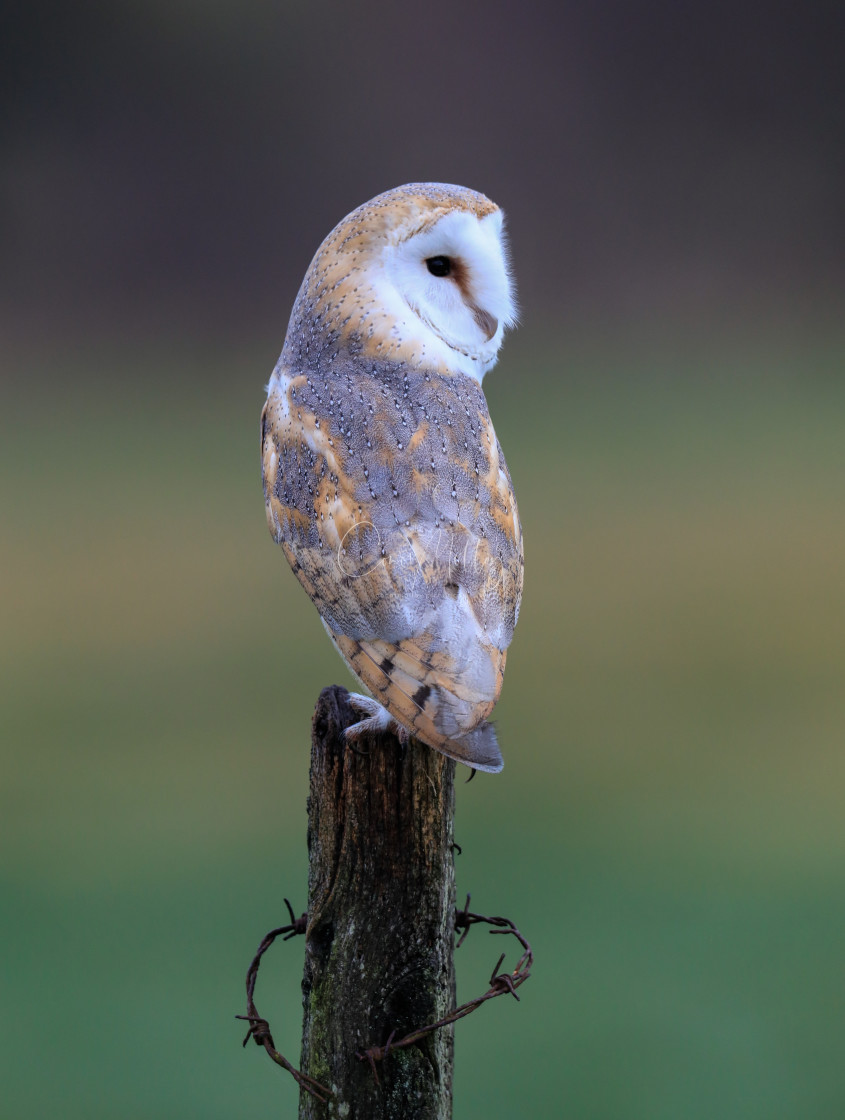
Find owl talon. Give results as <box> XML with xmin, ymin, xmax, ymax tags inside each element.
<box><xmin>346</xmin><ymin>693</ymin><xmax>410</xmax><ymax>747</ymax></box>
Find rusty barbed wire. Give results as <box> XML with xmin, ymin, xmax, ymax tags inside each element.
<box><xmin>236</xmin><ymin>898</ymin><xmax>331</xmax><ymax>1103</ymax></box>
<box><xmin>240</xmin><ymin>892</ymin><xmax>532</xmax><ymax>1095</ymax></box>
<box><xmin>355</xmin><ymin>892</ymin><xmax>533</xmax><ymax>1082</ymax></box>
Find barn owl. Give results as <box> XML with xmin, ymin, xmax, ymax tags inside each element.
<box><xmin>261</xmin><ymin>183</ymin><xmax>522</xmax><ymax>772</ymax></box>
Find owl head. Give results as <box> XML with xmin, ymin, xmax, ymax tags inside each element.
<box><xmin>286</xmin><ymin>183</ymin><xmax>517</xmax><ymax>380</ymax></box>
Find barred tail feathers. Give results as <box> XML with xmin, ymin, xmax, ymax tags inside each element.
<box><xmin>328</xmin><ymin>629</ymin><xmax>505</xmax><ymax>772</ymax></box>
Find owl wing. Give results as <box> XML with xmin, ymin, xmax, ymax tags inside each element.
<box><xmin>262</xmin><ymin>361</ymin><xmax>523</xmax><ymax>771</ymax></box>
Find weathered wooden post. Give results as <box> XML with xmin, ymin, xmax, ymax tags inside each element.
<box><xmin>238</xmin><ymin>684</ymin><xmax>532</xmax><ymax>1113</ymax></box>
<box><xmin>299</xmin><ymin>686</ymin><xmax>456</xmax><ymax>1119</ymax></box>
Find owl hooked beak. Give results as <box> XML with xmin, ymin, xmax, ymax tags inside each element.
<box><xmin>472</xmin><ymin>306</ymin><xmax>498</xmax><ymax>342</ymax></box>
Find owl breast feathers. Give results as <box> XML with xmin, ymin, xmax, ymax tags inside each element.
<box><xmin>261</xmin><ymin>183</ymin><xmax>523</xmax><ymax>772</ymax></box>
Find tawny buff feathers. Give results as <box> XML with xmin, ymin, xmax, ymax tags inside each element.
<box><xmin>262</xmin><ymin>183</ymin><xmax>522</xmax><ymax>772</ymax></box>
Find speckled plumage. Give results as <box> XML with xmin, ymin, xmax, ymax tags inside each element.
<box><xmin>261</xmin><ymin>183</ymin><xmax>522</xmax><ymax>771</ymax></box>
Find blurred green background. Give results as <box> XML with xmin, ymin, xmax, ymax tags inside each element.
<box><xmin>3</xmin><ymin>3</ymin><xmax>844</xmax><ymax>1118</ymax></box>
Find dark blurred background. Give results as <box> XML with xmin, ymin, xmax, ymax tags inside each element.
<box><xmin>3</xmin><ymin>0</ymin><xmax>844</xmax><ymax>339</ymax></box>
<box><xmin>2</xmin><ymin>3</ymin><xmax>844</xmax><ymax>1118</ymax></box>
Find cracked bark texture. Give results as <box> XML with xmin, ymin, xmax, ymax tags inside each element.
<box><xmin>299</xmin><ymin>686</ymin><xmax>456</xmax><ymax>1119</ymax></box>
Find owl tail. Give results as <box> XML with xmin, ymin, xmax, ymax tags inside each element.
<box><xmin>328</xmin><ymin>629</ymin><xmax>505</xmax><ymax>773</ymax></box>
<box><xmin>436</xmin><ymin>719</ymin><xmax>503</xmax><ymax>773</ymax></box>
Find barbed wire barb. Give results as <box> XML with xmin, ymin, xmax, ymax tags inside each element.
<box><xmin>240</xmin><ymin>891</ymin><xmax>532</xmax><ymax>1097</ymax></box>
<box><xmin>236</xmin><ymin>899</ymin><xmax>331</xmax><ymax>1104</ymax></box>
<box><xmin>355</xmin><ymin>894</ymin><xmax>533</xmax><ymax>1077</ymax></box>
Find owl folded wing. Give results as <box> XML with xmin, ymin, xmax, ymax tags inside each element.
<box><xmin>262</xmin><ymin>375</ymin><xmax>522</xmax><ymax>770</ymax></box>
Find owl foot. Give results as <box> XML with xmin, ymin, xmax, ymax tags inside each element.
<box><xmin>346</xmin><ymin>693</ymin><xmax>410</xmax><ymax>747</ymax></box>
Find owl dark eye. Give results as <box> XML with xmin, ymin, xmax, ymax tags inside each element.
<box><xmin>425</xmin><ymin>255</ymin><xmax>452</xmax><ymax>277</ymax></box>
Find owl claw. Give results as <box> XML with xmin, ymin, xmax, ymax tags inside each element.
<box><xmin>346</xmin><ymin>693</ymin><xmax>410</xmax><ymax>746</ymax></box>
